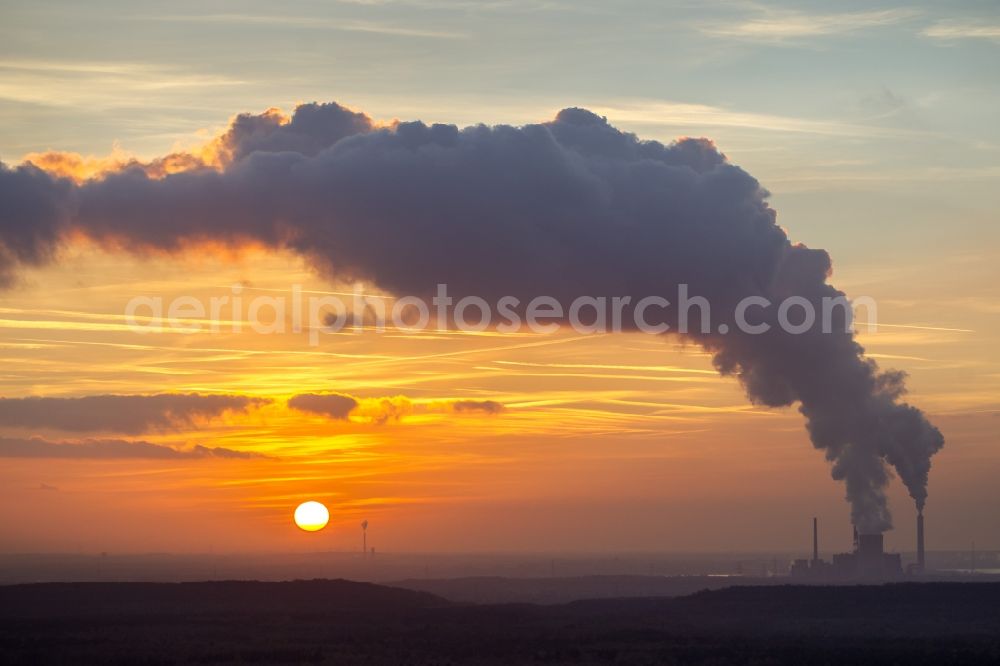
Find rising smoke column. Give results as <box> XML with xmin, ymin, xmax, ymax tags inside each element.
<box><xmin>0</xmin><ymin>101</ymin><xmax>944</xmax><ymax>532</ymax></box>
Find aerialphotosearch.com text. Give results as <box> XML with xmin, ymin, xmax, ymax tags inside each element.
<box><xmin>123</xmin><ymin>283</ymin><xmax>879</xmax><ymax>345</ymax></box>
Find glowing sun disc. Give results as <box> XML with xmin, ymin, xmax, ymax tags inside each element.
<box><xmin>294</xmin><ymin>501</ymin><xmax>330</xmax><ymax>532</ymax></box>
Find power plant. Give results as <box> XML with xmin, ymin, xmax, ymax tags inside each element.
<box><xmin>790</xmin><ymin>514</ymin><xmax>926</xmax><ymax>580</ymax></box>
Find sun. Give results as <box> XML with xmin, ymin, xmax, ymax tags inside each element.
<box><xmin>293</xmin><ymin>501</ymin><xmax>330</xmax><ymax>532</ymax></box>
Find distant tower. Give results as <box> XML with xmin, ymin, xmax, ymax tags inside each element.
<box><xmin>361</xmin><ymin>520</ymin><xmax>369</xmax><ymax>558</ymax></box>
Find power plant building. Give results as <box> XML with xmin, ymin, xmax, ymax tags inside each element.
<box><xmin>790</xmin><ymin>518</ymin><xmax>904</xmax><ymax>580</ymax></box>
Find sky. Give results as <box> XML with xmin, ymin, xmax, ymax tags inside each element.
<box><xmin>0</xmin><ymin>0</ymin><xmax>998</xmax><ymax>555</ymax></box>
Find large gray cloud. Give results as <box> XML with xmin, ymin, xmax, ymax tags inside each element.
<box><xmin>0</xmin><ymin>436</ymin><xmax>269</xmax><ymax>460</ymax></box>
<box><xmin>0</xmin><ymin>102</ymin><xmax>942</xmax><ymax>532</ymax></box>
<box><xmin>0</xmin><ymin>393</ymin><xmax>269</xmax><ymax>434</ymax></box>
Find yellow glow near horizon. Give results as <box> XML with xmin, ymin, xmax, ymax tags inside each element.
<box><xmin>293</xmin><ymin>501</ymin><xmax>330</xmax><ymax>532</ymax></box>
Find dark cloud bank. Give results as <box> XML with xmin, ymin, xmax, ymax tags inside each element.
<box><xmin>0</xmin><ymin>393</ymin><xmax>267</xmax><ymax>434</ymax></box>
<box><xmin>0</xmin><ymin>436</ymin><xmax>267</xmax><ymax>460</ymax></box>
<box><xmin>0</xmin><ymin>101</ymin><xmax>943</xmax><ymax>532</ymax></box>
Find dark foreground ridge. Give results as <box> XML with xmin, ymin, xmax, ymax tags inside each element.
<box><xmin>392</xmin><ymin>574</ymin><xmax>782</xmax><ymax>604</ymax></box>
<box><xmin>2</xmin><ymin>580</ymin><xmax>999</xmax><ymax>665</ymax></box>
<box><xmin>0</xmin><ymin>578</ymin><xmax>448</xmax><ymax>617</ymax></box>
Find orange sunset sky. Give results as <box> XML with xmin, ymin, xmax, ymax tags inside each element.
<box><xmin>1</xmin><ymin>1</ymin><xmax>998</xmax><ymax>556</ymax></box>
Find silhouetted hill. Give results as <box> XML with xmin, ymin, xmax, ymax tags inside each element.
<box><xmin>393</xmin><ymin>574</ymin><xmax>778</xmax><ymax>604</ymax></box>
<box><xmin>0</xmin><ymin>579</ymin><xmax>447</xmax><ymax>618</ymax></box>
<box><xmin>395</xmin><ymin>572</ymin><xmax>1000</xmax><ymax>605</ymax></box>
<box><xmin>2</xmin><ymin>580</ymin><xmax>999</xmax><ymax>664</ymax></box>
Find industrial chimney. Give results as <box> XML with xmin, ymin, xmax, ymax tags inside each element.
<box><xmin>917</xmin><ymin>512</ymin><xmax>925</xmax><ymax>571</ymax></box>
<box><xmin>812</xmin><ymin>517</ymin><xmax>819</xmax><ymax>564</ymax></box>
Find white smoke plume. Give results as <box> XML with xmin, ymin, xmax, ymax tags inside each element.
<box><xmin>0</xmin><ymin>101</ymin><xmax>943</xmax><ymax>532</ymax></box>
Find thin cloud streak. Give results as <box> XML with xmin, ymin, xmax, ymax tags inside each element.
<box><xmin>703</xmin><ymin>8</ymin><xmax>918</xmax><ymax>41</ymax></box>
<box><xmin>0</xmin><ymin>60</ymin><xmax>166</xmax><ymax>75</ymax></box>
<box><xmin>140</xmin><ymin>13</ymin><xmax>469</xmax><ymax>40</ymax></box>
<box><xmin>588</xmin><ymin>100</ymin><xmax>920</xmax><ymax>138</ymax></box>
<box><xmin>476</xmin><ymin>369</ymin><xmax>720</xmax><ymax>384</ymax></box>
<box><xmin>859</xmin><ymin>322</ymin><xmax>975</xmax><ymax>333</ymax></box>
<box><xmin>495</xmin><ymin>360</ymin><xmax>719</xmax><ymax>374</ymax></box>
<box><xmin>923</xmin><ymin>21</ymin><xmax>1000</xmax><ymax>41</ymax></box>
<box><xmin>0</xmin><ymin>436</ymin><xmax>269</xmax><ymax>459</ymax></box>
<box><xmin>0</xmin><ymin>59</ymin><xmax>247</xmax><ymax>110</ymax></box>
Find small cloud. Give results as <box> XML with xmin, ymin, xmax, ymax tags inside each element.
<box><xmin>288</xmin><ymin>393</ymin><xmax>359</xmax><ymax>420</ymax></box>
<box><xmin>186</xmin><ymin>444</ymin><xmax>272</xmax><ymax>460</ymax></box>
<box><xmin>448</xmin><ymin>400</ymin><xmax>506</xmax><ymax>415</ymax></box>
<box><xmin>859</xmin><ymin>87</ymin><xmax>908</xmax><ymax>116</ymax></box>
<box><xmin>37</xmin><ymin>482</ymin><xmax>58</xmax><ymax>491</ymax></box>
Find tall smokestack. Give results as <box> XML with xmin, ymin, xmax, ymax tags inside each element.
<box><xmin>813</xmin><ymin>517</ymin><xmax>819</xmax><ymax>564</ymax></box>
<box><xmin>917</xmin><ymin>512</ymin><xmax>925</xmax><ymax>571</ymax></box>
